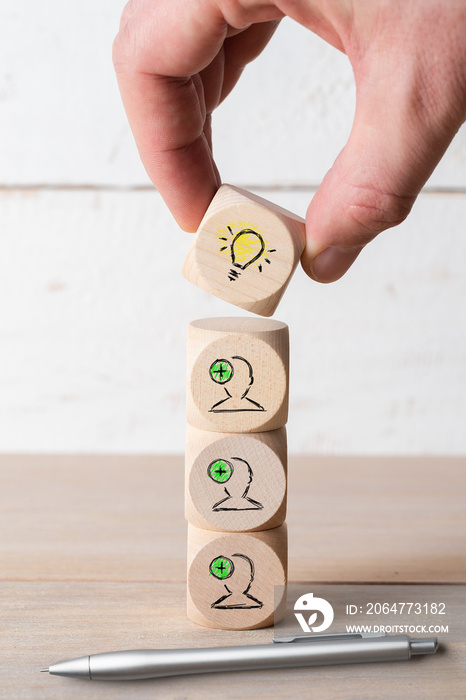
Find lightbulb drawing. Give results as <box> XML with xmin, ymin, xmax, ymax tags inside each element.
<box><xmin>218</xmin><ymin>225</ymin><xmax>276</xmax><ymax>282</ymax></box>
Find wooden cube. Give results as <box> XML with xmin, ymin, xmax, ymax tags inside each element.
<box><xmin>187</xmin><ymin>317</ymin><xmax>289</xmax><ymax>433</ymax></box>
<box><xmin>185</xmin><ymin>425</ymin><xmax>287</xmax><ymax>532</ymax></box>
<box><xmin>182</xmin><ymin>184</ymin><xmax>306</xmax><ymax>317</ymax></box>
<box><xmin>187</xmin><ymin>523</ymin><xmax>287</xmax><ymax>630</ymax></box>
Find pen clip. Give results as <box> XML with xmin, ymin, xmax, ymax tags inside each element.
<box><xmin>273</xmin><ymin>632</ymin><xmax>386</xmax><ymax>644</ymax></box>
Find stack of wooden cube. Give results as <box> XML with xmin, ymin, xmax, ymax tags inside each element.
<box><xmin>183</xmin><ymin>186</ymin><xmax>306</xmax><ymax>630</ymax></box>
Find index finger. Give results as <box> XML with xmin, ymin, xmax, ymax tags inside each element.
<box><xmin>113</xmin><ymin>0</ymin><xmax>228</xmax><ymax>230</ymax></box>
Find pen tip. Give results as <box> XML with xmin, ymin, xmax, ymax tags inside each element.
<box><xmin>40</xmin><ymin>669</ymin><xmax>49</xmax><ymax>673</ymax></box>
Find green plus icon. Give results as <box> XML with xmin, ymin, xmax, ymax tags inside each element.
<box><xmin>209</xmin><ymin>556</ymin><xmax>234</xmax><ymax>580</ymax></box>
<box><xmin>208</xmin><ymin>459</ymin><xmax>233</xmax><ymax>484</ymax></box>
<box><xmin>209</xmin><ymin>359</ymin><xmax>233</xmax><ymax>384</ymax></box>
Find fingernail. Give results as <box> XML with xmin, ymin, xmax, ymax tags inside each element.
<box><xmin>311</xmin><ymin>245</ymin><xmax>364</xmax><ymax>283</ymax></box>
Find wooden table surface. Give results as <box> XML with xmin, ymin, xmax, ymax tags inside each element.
<box><xmin>1</xmin><ymin>455</ymin><xmax>465</xmax><ymax>698</ymax></box>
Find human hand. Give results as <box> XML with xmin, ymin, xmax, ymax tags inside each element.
<box><xmin>113</xmin><ymin>0</ymin><xmax>466</xmax><ymax>283</ymax></box>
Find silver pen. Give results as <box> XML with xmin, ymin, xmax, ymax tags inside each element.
<box><xmin>42</xmin><ymin>633</ymin><xmax>438</xmax><ymax>681</ymax></box>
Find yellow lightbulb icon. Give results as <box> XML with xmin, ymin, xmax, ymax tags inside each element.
<box><xmin>218</xmin><ymin>224</ymin><xmax>276</xmax><ymax>281</ymax></box>
<box><xmin>228</xmin><ymin>229</ymin><xmax>265</xmax><ymax>281</ymax></box>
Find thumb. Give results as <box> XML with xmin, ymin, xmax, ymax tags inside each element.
<box><xmin>302</xmin><ymin>48</ymin><xmax>464</xmax><ymax>283</ymax></box>
<box><xmin>302</xmin><ymin>142</ymin><xmax>416</xmax><ymax>283</ymax></box>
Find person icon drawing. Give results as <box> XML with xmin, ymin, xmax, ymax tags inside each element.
<box><xmin>209</xmin><ymin>553</ymin><xmax>263</xmax><ymax>609</ymax></box>
<box><xmin>208</xmin><ymin>356</ymin><xmax>265</xmax><ymax>413</ymax></box>
<box><xmin>207</xmin><ymin>457</ymin><xmax>263</xmax><ymax>511</ymax></box>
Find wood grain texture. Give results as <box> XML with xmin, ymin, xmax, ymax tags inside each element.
<box><xmin>182</xmin><ymin>185</ymin><xmax>306</xmax><ymax>316</ymax></box>
<box><xmin>3</xmin><ymin>582</ymin><xmax>465</xmax><ymax>700</ymax></box>
<box><xmin>187</xmin><ymin>524</ymin><xmax>288</xmax><ymax>630</ymax></box>
<box><xmin>2</xmin><ymin>455</ymin><xmax>465</xmax><ymax>584</ymax></box>
<box><xmin>1</xmin><ymin>454</ymin><xmax>466</xmax><ymax>698</ymax></box>
<box><xmin>185</xmin><ymin>425</ymin><xmax>287</xmax><ymax>532</ymax></box>
<box><xmin>187</xmin><ymin>317</ymin><xmax>289</xmax><ymax>433</ymax></box>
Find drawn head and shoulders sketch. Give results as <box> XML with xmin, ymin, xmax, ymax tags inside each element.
<box><xmin>209</xmin><ymin>356</ymin><xmax>265</xmax><ymax>413</ymax></box>
<box><xmin>207</xmin><ymin>457</ymin><xmax>263</xmax><ymax>512</ymax></box>
<box><xmin>209</xmin><ymin>553</ymin><xmax>263</xmax><ymax>610</ymax></box>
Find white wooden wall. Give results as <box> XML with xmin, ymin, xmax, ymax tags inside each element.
<box><xmin>1</xmin><ymin>4</ymin><xmax>465</xmax><ymax>454</ymax></box>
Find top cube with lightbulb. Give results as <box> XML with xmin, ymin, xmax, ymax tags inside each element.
<box><xmin>182</xmin><ymin>185</ymin><xmax>306</xmax><ymax>317</ymax></box>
